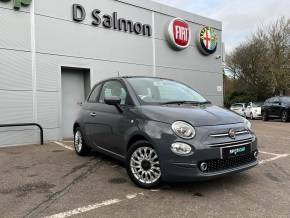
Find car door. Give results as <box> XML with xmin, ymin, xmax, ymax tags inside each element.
<box><xmin>271</xmin><ymin>97</ymin><xmax>281</xmax><ymax>117</ymax></box>
<box><xmin>85</xmin><ymin>79</ymin><xmax>136</xmax><ymax>158</ymax></box>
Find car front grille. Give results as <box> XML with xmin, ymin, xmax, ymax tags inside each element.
<box><xmin>208</xmin><ymin>138</ymin><xmax>253</xmax><ymax>148</ymax></box>
<box><xmin>200</xmin><ymin>153</ymin><xmax>257</xmax><ymax>173</ymax></box>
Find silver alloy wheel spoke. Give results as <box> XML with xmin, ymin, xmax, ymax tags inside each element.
<box><xmin>130</xmin><ymin>147</ymin><xmax>161</xmax><ymax>184</ymax></box>
<box><xmin>74</xmin><ymin>131</ymin><xmax>82</xmax><ymax>152</ymax></box>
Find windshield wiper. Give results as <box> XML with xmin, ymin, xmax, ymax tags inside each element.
<box><xmin>161</xmin><ymin>100</ymin><xmax>212</xmax><ymax>105</ymax></box>
<box><xmin>161</xmin><ymin>101</ymin><xmax>202</xmax><ymax>105</ymax></box>
<box><xmin>199</xmin><ymin>101</ymin><xmax>212</xmax><ymax>105</ymax></box>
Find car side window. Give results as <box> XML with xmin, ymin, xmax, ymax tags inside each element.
<box><xmin>88</xmin><ymin>84</ymin><xmax>102</xmax><ymax>103</ymax></box>
<box><xmin>99</xmin><ymin>80</ymin><xmax>130</xmax><ymax>106</ymax></box>
<box><xmin>268</xmin><ymin>98</ymin><xmax>273</xmax><ymax>104</ymax></box>
<box><xmin>272</xmin><ymin>97</ymin><xmax>279</xmax><ymax>104</ymax></box>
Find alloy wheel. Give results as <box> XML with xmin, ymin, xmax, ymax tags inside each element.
<box><xmin>130</xmin><ymin>147</ymin><xmax>161</xmax><ymax>185</ymax></box>
<box><xmin>74</xmin><ymin>130</ymin><xmax>83</xmax><ymax>153</ymax></box>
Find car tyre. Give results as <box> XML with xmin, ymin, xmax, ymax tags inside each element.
<box><xmin>281</xmin><ymin>110</ymin><xmax>289</xmax><ymax>122</ymax></box>
<box><xmin>262</xmin><ymin>111</ymin><xmax>268</xmax><ymax>121</ymax></box>
<box><xmin>126</xmin><ymin>140</ymin><xmax>162</xmax><ymax>189</ymax></box>
<box><xmin>74</xmin><ymin>127</ymin><xmax>90</xmax><ymax>156</ymax></box>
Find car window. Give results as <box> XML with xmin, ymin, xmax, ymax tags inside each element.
<box><xmin>272</xmin><ymin>97</ymin><xmax>279</xmax><ymax>103</ymax></box>
<box><xmin>232</xmin><ymin>104</ymin><xmax>243</xmax><ymax>108</ymax></box>
<box><xmin>88</xmin><ymin>84</ymin><xmax>102</xmax><ymax>103</ymax></box>
<box><xmin>99</xmin><ymin>80</ymin><xmax>129</xmax><ymax>105</ymax></box>
<box><xmin>281</xmin><ymin>97</ymin><xmax>290</xmax><ymax>103</ymax></box>
<box><xmin>127</xmin><ymin>78</ymin><xmax>207</xmax><ymax>104</ymax></box>
<box><xmin>252</xmin><ymin>102</ymin><xmax>263</xmax><ymax>107</ymax></box>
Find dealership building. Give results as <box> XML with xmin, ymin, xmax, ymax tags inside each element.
<box><xmin>0</xmin><ymin>0</ymin><xmax>223</xmax><ymax>146</ymax></box>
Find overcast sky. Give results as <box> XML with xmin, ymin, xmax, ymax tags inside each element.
<box><xmin>153</xmin><ymin>0</ymin><xmax>290</xmax><ymax>54</ymax></box>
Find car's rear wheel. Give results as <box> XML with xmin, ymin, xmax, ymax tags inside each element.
<box><xmin>262</xmin><ymin>111</ymin><xmax>268</xmax><ymax>121</ymax></box>
<box><xmin>281</xmin><ymin>110</ymin><xmax>289</xmax><ymax>122</ymax></box>
<box><xmin>126</xmin><ymin>141</ymin><xmax>162</xmax><ymax>189</ymax></box>
<box><xmin>74</xmin><ymin>127</ymin><xmax>90</xmax><ymax>156</ymax></box>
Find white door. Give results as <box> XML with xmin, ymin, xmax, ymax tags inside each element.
<box><xmin>61</xmin><ymin>69</ymin><xmax>85</xmax><ymax>139</ymax></box>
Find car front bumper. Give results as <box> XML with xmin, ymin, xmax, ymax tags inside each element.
<box><xmin>144</xmin><ymin>121</ymin><xmax>259</xmax><ymax>183</ymax></box>
<box><xmin>160</xmin><ymin>152</ymin><xmax>258</xmax><ymax>182</ymax></box>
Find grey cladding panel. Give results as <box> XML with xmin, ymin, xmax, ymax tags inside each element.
<box><xmin>0</xmin><ymin>8</ymin><xmax>31</xmax><ymax>50</ymax></box>
<box><xmin>155</xmin><ymin>40</ymin><xmax>222</xmax><ymax>73</ymax></box>
<box><xmin>35</xmin><ymin>0</ymin><xmax>152</xmax><ymax>26</ymax></box>
<box><xmin>156</xmin><ymin>67</ymin><xmax>223</xmax><ymax>97</ymax></box>
<box><xmin>37</xmin><ymin>91</ymin><xmax>59</xmax><ymax>129</ymax></box>
<box><xmin>0</xmin><ymin>49</ymin><xmax>32</xmax><ymax>90</ymax></box>
<box><xmin>36</xmin><ymin>53</ymin><xmax>154</xmax><ymax>92</ymax></box>
<box><xmin>0</xmin><ymin>130</ymin><xmax>39</xmax><ymax>147</ymax></box>
<box><xmin>0</xmin><ymin>90</ymin><xmax>33</xmax><ymax>123</ymax></box>
<box><xmin>35</xmin><ymin>15</ymin><xmax>153</xmax><ymax>66</ymax></box>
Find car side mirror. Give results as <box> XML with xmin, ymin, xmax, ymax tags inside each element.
<box><xmin>104</xmin><ymin>96</ymin><xmax>121</xmax><ymax>105</ymax></box>
<box><xmin>104</xmin><ymin>96</ymin><xmax>123</xmax><ymax>113</ymax></box>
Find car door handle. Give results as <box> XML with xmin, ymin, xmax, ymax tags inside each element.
<box><xmin>90</xmin><ymin>112</ymin><xmax>97</xmax><ymax>117</ymax></box>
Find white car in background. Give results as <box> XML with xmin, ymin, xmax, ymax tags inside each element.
<box><xmin>245</xmin><ymin>102</ymin><xmax>263</xmax><ymax>120</ymax></box>
<box><xmin>230</xmin><ymin>103</ymin><xmax>247</xmax><ymax>116</ymax></box>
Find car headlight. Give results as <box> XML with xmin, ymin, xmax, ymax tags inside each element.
<box><xmin>244</xmin><ymin>118</ymin><xmax>252</xmax><ymax>130</ymax></box>
<box><xmin>171</xmin><ymin>142</ymin><xmax>193</xmax><ymax>156</ymax></box>
<box><xmin>172</xmin><ymin>121</ymin><xmax>196</xmax><ymax>139</ymax></box>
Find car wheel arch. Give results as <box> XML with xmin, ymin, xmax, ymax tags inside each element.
<box><xmin>73</xmin><ymin>123</ymin><xmax>80</xmax><ymax>133</ymax></box>
<box><xmin>126</xmin><ymin>133</ymin><xmax>154</xmax><ymax>151</ymax></box>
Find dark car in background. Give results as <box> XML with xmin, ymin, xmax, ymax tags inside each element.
<box><xmin>262</xmin><ymin>96</ymin><xmax>290</xmax><ymax>122</ymax></box>
<box><xmin>73</xmin><ymin>77</ymin><xmax>258</xmax><ymax>188</ymax></box>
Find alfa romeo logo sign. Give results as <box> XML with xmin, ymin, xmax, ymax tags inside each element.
<box><xmin>166</xmin><ymin>18</ymin><xmax>191</xmax><ymax>50</ymax></box>
<box><xmin>198</xmin><ymin>26</ymin><xmax>218</xmax><ymax>55</ymax></box>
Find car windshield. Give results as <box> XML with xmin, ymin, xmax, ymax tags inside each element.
<box><xmin>281</xmin><ymin>97</ymin><xmax>290</xmax><ymax>103</ymax></box>
<box><xmin>127</xmin><ymin>78</ymin><xmax>207</xmax><ymax>104</ymax></box>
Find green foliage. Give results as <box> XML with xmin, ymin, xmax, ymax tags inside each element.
<box><xmin>224</xmin><ymin>91</ymin><xmax>252</xmax><ymax>108</ymax></box>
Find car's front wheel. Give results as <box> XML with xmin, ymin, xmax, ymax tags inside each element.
<box><xmin>281</xmin><ymin>110</ymin><xmax>289</xmax><ymax>122</ymax></box>
<box><xmin>74</xmin><ymin>127</ymin><xmax>90</xmax><ymax>156</ymax></box>
<box><xmin>126</xmin><ymin>141</ymin><xmax>162</xmax><ymax>189</ymax></box>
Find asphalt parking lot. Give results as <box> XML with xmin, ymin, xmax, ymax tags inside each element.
<box><xmin>0</xmin><ymin>120</ymin><xmax>290</xmax><ymax>218</ymax></box>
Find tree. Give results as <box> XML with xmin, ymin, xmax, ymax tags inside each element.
<box><xmin>267</xmin><ymin>17</ymin><xmax>290</xmax><ymax>95</ymax></box>
<box><xmin>225</xmin><ymin>17</ymin><xmax>290</xmax><ymax>104</ymax></box>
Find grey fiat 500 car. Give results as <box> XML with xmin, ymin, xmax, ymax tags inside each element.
<box><xmin>73</xmin><ymin>77</ymin><xmax>258</xmax><ymax>188</ymax></box>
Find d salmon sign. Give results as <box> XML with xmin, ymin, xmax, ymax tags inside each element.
<box><xmin>166</xmin><ymin>18</ymin><xmax>191</xmax><ymax>50</ymax></box>
<box><xmin>197</xmin><ymin>26</ymin><xmax>218</xmax><ymax>55</ymax></box>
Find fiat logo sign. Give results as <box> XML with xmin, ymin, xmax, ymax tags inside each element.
<box><xmin>228</xmin><ymin>129</ymin><xmax>236</xmax><ymax>139</ymax></box>
<box><xmin>166</xmin><ymin>18</ymin><xmax>191</xmax><ymax>50</ymax></box>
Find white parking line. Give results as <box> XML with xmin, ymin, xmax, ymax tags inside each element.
<box><xmin>259</xmin><ymin>151</ymin><xmax>284</xmax><ymax>156</ymax></box>
<box><xmin>259</xmin><ymin>151</ymin><xmax>289</xmax><ymax>165</ymax></box>
<box><xmin>54</xmin><ymin>141</ymin><xmax>74</xmax><ymax>151</ymax></box>
<box><xmin>45</xmin><ymin>193</ymin><xmax>144</xmax><ymax>218</ymax></box>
